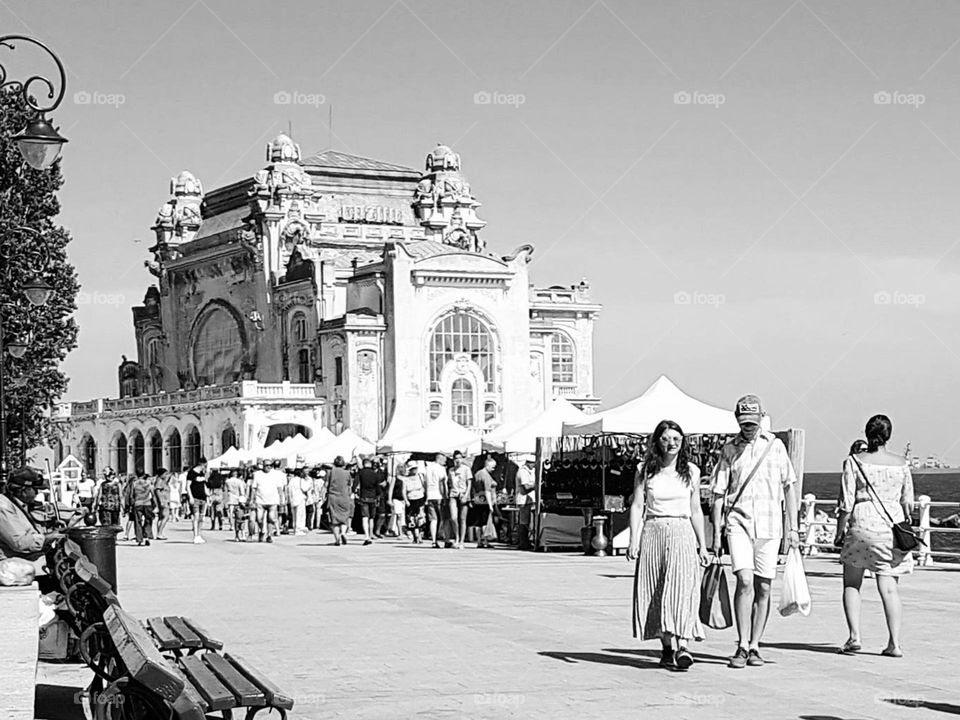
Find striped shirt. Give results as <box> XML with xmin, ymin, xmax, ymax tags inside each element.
<box><xmin>710</xmin><ymin>432</ymin><xmax>797</xmax><ymax>540</ymax></box>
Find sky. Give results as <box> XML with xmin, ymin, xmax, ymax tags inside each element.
<box><xmin>8</xmin><ymin>0</ymin><xmax>960</xmax><ymax>470</ymax></box>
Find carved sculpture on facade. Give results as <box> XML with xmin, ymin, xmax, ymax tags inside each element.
<box><xmin>149</xmin><ymin>169</ymin><xmax>205</xmax><ymax>285</ymax></box>
<box><xmin>414</xmin><ymin>143</ymin><xmax>486</xmax><ymax>251</ymax></box>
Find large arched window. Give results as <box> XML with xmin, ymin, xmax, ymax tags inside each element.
<box><xmin>81</xmin><ymin>435</ymin><xmax>97</xmax><ymax>477</ymax></box>
<box><xmin>114</xmin><ymin>434</ymin><xmax>127</xmax><ymax>476</ymax></box>
<box><xmin>450</xmin><ymin>378</ymin><xmax>474</xmax><ymax>427</ymax></box>
<box><xmin>184</xmin><ymin>427</ymin><xmax>202</xmax><ymax>468</ymax></box>
<box><xmin>551</xmin><ymin>332</ymin><xmax>576</xmax><ymax>385</ymax></box>
<box><xmin>221</xmin><ymin>425</ymin><xmax>237</xmax><ymax>454</ymax></box>
<box><xmin>192</xmin><ymin>305</ymin><xmax>244</xmax><ymax>386</ymax></box>
<box><xmin>429</xmin><ymin>313</ymin><xmax>495</xmax><ymax>391</ymax></box>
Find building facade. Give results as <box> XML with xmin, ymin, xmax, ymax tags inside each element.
<box><xmin>54</xmin><ymin>137</ymin><xmax>601</xmax><ymax>475</ymax></box>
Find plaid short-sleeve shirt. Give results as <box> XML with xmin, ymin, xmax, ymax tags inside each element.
<box><xmin>710</xmin><ymin>432</ymin><xmax>797</xmax><ymax>540</ymax></box>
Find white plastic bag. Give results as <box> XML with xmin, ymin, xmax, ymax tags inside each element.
<box><xmin>779</xmin><ymin>547</ymin><xmax>811</xmax><ymax>617</ymax></box>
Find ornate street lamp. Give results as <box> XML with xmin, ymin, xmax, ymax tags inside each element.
<box><xmin>0</xmin><ymin>35</ymin><xmax>68</xmax><ymax>170</ymax></box>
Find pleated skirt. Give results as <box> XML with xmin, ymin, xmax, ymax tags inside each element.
<box><xmin>632</xmin><ymin>517</ymin><xmax>705</xmax><ymax>642</ymax></box>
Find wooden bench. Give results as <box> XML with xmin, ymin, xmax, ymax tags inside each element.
<box><xmin>96</xmin><ymin>605</ymin><xmax>294</xmax><ymax>720</ymax></box>
<box><xmin>142</xmin><ymin>616</ymin><xmax>223</xmax><ymax>657</ymax></box>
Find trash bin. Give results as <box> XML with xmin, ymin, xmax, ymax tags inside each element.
<box><xmin>65</xmin><ymin>526</ymin><xmax>120</xmax><ymax>593</ymax></box>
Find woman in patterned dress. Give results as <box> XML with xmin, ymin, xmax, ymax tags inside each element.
<box><xmin>834</xmin><ymin>414</ymin><xmax>914</xmax><ymax>657</ymax></box>
<box><xmin>628</xmin><ymin>420</ymin><xmax>709</xmax><ymax>670</ymax></box>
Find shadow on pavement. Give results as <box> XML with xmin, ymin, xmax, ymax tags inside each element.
<box><xmin>35</xmin><ymin>684</ymin><xmax>85</xmax><ymax>720</ymax></box>
<box><xmin>798</xmin><ymin>716</ymin><xmax>868</xmax><ymax>720</ymax></box>
<box><xmin>763</xmin><ymin>642</ymin><xmax>844</xmax><ymax>655</ymax></box>
<box><xmin>604</xmin><ymin>647</ymin><xmax>729</xmax><ymax>665</ymax></box>
<box><xmin>539</xmin><ymin>650</ymin><xmax>661</xmax><ymax>670</ymax></box>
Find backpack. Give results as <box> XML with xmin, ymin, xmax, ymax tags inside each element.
<box><xmin>101</xmin><ymin>482</ymin><xmax>120</xmax><ymax>511</ymax></box>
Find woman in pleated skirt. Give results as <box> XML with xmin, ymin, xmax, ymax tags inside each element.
<box><xmin>628</xmin><ymin>419</ymin><xmax>710</xmax><ymax>670</ymax></box>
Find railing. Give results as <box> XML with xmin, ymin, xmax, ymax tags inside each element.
<box><xmin>59</xmin><ymin>382</ymin><xmax>319</xmax><ymax>417</ymax></box>
<box><xmin>800</xmin><ymin>494</ymin><xmax>960</xmax><ymax>566</ymax></box>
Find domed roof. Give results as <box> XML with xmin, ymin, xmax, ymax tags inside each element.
<box><xmin>425</xmin><ymin>143</ymin><xmax>460</xmax><ymax>171</ymax></box>
<box><xmin>266</xmin><ymin>133</ymin><xmax>301</xmax><ymax>163</ymax></box>
<box><xmin>170</xmin><ymin>170</ymin><xmax>202</xmax><ymax>197</ymax></box>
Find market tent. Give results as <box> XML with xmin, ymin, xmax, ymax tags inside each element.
<box><xmin>377</xmin><ymin>416</ymin><xmax>482</xmax><ymax>455</ymax></box>
<box><xmin>484</xmin><ymin>397</ymin><xmax>589</xmax><ymax>453</ymax></box>
<box><xmin>208</xmin><ymin>446</ymin><xmax>259</xmax><ymax>468</ymax></box>
<box><xmin>562</xmin><ymin>374</ymin><xmax>740</xmax><ymax>436</ymax></box>
<box><xmin>287</xmin><ymin>427</ymin><xmax>336</xmax><ymax>465</ymax></box>
<box><xmin>301</xmin><ymin>428</ymin><xmax>375</xmax><ymax>465</ymax></box>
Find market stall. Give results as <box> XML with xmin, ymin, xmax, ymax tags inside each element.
<box><xmin>483</xmin><ymin>397</ymin><xmax>588</xmax><ymax>454</ymax></box>
<box><xmin>535</xmin><ymin>375</ymin><xmax>805</xmax><ymax>553</ymax></box>
<box><xmin>377</xmin><ymin>416</ymin><xmax>482</xmax><ymax>455</ymax></box>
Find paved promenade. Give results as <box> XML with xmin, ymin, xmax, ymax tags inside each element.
<box><xmin>42</xmin><ymin>522</ymin><xmax>960</xmax><ymax>720</ymax></box>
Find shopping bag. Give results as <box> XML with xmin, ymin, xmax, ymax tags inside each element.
<box><xmin>699</xmin><ymin>556</ymin><xmax>733</xmax><ymax>630</ymax></box>
<box><xmin>482</xmin><ymin>515</ymin><xmax>498</xmax><ymax>542</ymax></box>
<box><xmin>778</xmin><ymin>548</ymin><xmax>811</xmax><ymax>617</ymax></box>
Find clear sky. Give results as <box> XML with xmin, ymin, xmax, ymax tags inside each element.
<box><xmin>8</xmin><ymin>0</ymin><xmax>960</xmax><ymax>470</ymax></box>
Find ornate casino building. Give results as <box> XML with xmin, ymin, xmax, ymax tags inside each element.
<box><xmin>53</xmin><ymin>136</ymin><xmax>601</xmax><ymax>476</ymax></box>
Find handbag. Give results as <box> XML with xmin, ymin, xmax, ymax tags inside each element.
<box><xmin>850</xmin><ymin>457</ymin><xmax>924</xmax><ymax>553</ymax></box>
<box><xmin>698</xmin><ymin>556</ymin><xmax>733</xmax><ymax>630</ymax></box>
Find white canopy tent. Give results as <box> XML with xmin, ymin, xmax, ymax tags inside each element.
<box><xmin>300</xmin><ymin>428</ymin><xmax>375</xmax><ymax>466</ymax></box>
<box><xmin>377</xmin><ymin>416</ymin><xmax>482</xmax><ymax>455</ymax></box>
<box><xmin>562</xmin><ymin>375</ymin><xmax>741</xmax><ymax>436</ymax></box>
<box><xmin>207</xmin><ymin>446</ymin><xmax>259</xmax><ymax>469</ymax></box>
<box><xmin>484</xmin><ymin>397</ymin><xmax>589</xmax><ymax>453</ymax></box>
<box><xmin>287</xmin><ymin>427</ymin><xmax>336</xmax><ymax>465</ymax></box>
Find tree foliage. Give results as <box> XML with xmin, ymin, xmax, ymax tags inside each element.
<box><xmin>0</xmin><ymin>90</ymin><xmax>79</xmax><ymax>467</ymax></box>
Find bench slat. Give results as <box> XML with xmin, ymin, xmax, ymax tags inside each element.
<box><xmin>146</xmin><ymin>617</ymin><xmax>181</xmax><ymax>650</ymax></box>
<box><xmin>168</xmin><ymin>664</ymin><xmax>210</xmax><ymax>720</ymax></box>
<box><xmin>164</xmin><ymin>617</ymin><xmax>202</xmax><ymax>649</ymax></box>
<box><xmin>204</xmin><ymin>652</ymin><xmax>265</xmax><ymax>706</ymax></box>
<box><xmin>182</xmin><ymin>617</ymin><xmax>223</xmax><ymax>651</ymax></box>
<box><xmin>103</xmin><ymin>606</ymin><xmax>184</xmax><ymax>703</ymax></box>
<box><xmin>180</xmin><ymin>655</ymin><xmax>236</xmax><ymax>711</ymax></box>
<box><xmin>224</xmin><ymin>653</ymin><xmax>294</xmax><ymax>710</ymax></box>
<box><xmin>74</xmin><ymin>558</ymin><xmax>114</xmax><ymax>596</ymax></box>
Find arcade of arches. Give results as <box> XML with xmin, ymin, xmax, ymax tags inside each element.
<box><xmin>76</xmin><ymin>423</ymin><xmax>227</xmax><ymax>477</ymax></box>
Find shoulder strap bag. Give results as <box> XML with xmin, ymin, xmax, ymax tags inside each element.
<box><xmin>721</xmin><ymin>438</ymin><xmax>776</xmax><ymax>525</ymax></box>
<box><xmin>850</xmin><ymin>456</ymin><xmax>923</xmax><ymax>552</ymax></box>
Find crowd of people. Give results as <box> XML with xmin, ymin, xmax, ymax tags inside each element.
<box><xmin>628</xmin><ymin>394</ymin><xmax>914</xmax><ymax>672</ymax></box>
<box><xmin>70</xmin><ymin>449</ymin><xmax>538</xmax><ymax>550</ymax></box>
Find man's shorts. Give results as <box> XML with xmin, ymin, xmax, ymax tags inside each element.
<box><xmin>360</xmin><ymin>499</ymin><xmax>378</xmax><ymax>518</ymax></box>
<box><xmin>727</xmin><ymin>530</ymin><xmax>779</xmax><ymax>579</ymax></box>
<box><xmin>191</xmin><ymin>499</ymin><xmax>206</xmax><ymax>513</ymax></box>
<box><xmin>425</xmin><ymin>499</ymin><xmax>442</xmax><ymax>522</ymax></box>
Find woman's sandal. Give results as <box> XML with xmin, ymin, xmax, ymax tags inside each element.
<box><xmin>881</xmin><ymin>647</ymin><xmax>903</xmax><ymax>658</ymax></box>
<box><xmin>837</xmin><ymin>640</ymin><xmax>862</xmax><ymax>654</ymax></box>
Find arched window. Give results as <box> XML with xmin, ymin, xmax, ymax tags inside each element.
<box><xmin>81</xmin><ymin>436</ymin><xmax>97</xmax><ymax>477</ymax></box>
<box><xmin>114</xmin><ymin>434</ymin><xmax>127</xmax><ymax>476</ymax></box>
<box><xmin>167</xmin><ymin>429</ymin><xmax>182</xmax><ymax>472</ymax></box>
<box><xmin>129</xmin><ymin>430</ymin><xmax>145</xmax><ymax>475</ymax></box>
<box><xmin>429</xmin><ymin>313</ymin><xmax>495</xmax><ymax>392</ymax></box>
<box><xmin>450</xmin><ymin>378</ymin><xmax>474</xmax><ymax>427</ymax></box>
<box><xmin>192</xmin><ymin>305</ymin><xmax>244</xmax><ymax>386</ymax></box>
<box><xmin>184</xmin><ymin>427</ymin><xmax>202</xmax><ymax>468</ymax></box>
<box><xmin>551</xmin><ymin>332</ymin><xmax>576</xmax><ymax>385</ymax></box>
<box><xmin>292</xmin><ymin>312</ymin><xmax>308</xmax><ymax>343</ymax></box>
<box><xmin>221</xmin><ymin>425</ymin><xmax>237</xmax><ymax>454</ymax></box>
<box><xmin>147</xmin><ymin>429</ymin><xmax>163</xmax><ymax>473</ymax></box>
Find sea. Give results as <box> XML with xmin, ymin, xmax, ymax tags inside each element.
<box><xmin>803</xmin><ymin>471</ymin><xmax>960</xmax><ymax>559</ymax></box>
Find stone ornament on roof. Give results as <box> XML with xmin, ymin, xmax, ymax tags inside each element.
<box><xmin>414</xmin><ymin>142</ymin><xmax>486</xmax><ymax>251</ymax></box>
<box><xmin>267</xmin><ymin>133</ymin><xmax>301</xmax><ymax>163</ymax></box>
<box><xmin>426</xmin><ymin>144</ymin><xmax>460</xmax><ymax>172</ymax></box>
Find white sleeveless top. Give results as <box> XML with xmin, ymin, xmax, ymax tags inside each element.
<box><xmin>643</xmin><ymin>466</ymin><xmax>694</xmax><ymax>518</ymax></box>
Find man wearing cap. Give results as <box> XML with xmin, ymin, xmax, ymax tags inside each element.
<box><xmin>0</xmin><ymin>468</ymin><xmax>62</xmax><ymax>562</ymax></box>
<box><xmin>515</xmin><ymin>455</ymin><xmax>537</xmax><ymax>550</ymax></box>
<box><xmin>711</xmin><ymin>394</ymin><xmax>799</xmax><ymax>669</ymax></box>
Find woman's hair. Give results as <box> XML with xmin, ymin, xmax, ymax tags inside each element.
<box><xmin>641</xmin><ymin>419</ymin><xmax>693</xmax><ymax>484</ymax></box>
<box><xmin>333</xmin><ymin>456</ymin><xmax>345</xmax><ymax>467</ymax></box>
<box><xmin>848</xmin><ymin>439</ymin><xmax>868</xmax><ymax>456</ymax></box>
<box><xmin>864</xmin><ymin>414</ymin><xmax>892</xmax><ymax>452</ymax></box>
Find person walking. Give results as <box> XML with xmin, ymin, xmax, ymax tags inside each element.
<box><xmin>288</xmin><ymin>469</ymin><xmax>307</xmax><ymax>536</ymax></box>
<box><xmin>206</xmin><ymin>468</ymin><xmax>225</xmax><ymax>531</ymax></box>
<box><xmin>388</xmin><ymin>464</ymin><xmax>406</xmax><ymax>537</ymax></box>
<box><xmin>355</xmin><ymin>458</ymin><xmax>380</xmax><ymax>545</ymax></box>
<box><xmin>403</xmin><ymin>461</ymin><xmax>426</xmax><ymax>544</ymax></box>
<box><xmin>250</xmin><ymin>462</ymin><xmax>281</xmax><ymax>543</ymax></box>
<box><xmin>125</xmin><ymin>473</ymin><xmax>156</xmax><ymax>547</ymax></box>
<box><xmin>187</xmin><ymin>459</ymin><xmax>208</xmax><ymax>544</ymax></box>
<box><xmin>628</xmin><ymin>420</ymin><xmax>709</xmax><ymax>670</ymax></box>
<box><xmin>325</xmin><ymin>456</ymin><xmax>354</xmax><ymax>546</ymax></box>
<box><xmin>710</xmin><ymin>394</ymin><xmax>799</xmax><ymax>669</ymax></box>
<box><xmin>447</xmin><ymin>451</ymin><xmax>472</xmax><ymax>549</ymax></box>
<box><xmin>470</xmin><ymin>456</ymin><xmax>498</xmax><ymax>548</ymax></box>
<box><xmin>515</xmin><ymin>454</ymin><xmax>537</xmax><ymax>550</ymax></box>
<box><xmin>75</xmin><ymin>473</ymin><xmax>96</xmax><ymax>514</ymax></box>
<box><xmin>153</xmin><ymin>468</ymin><xmax>172</xmax><ymax>540</ymax></box>
<box><xmin>92</xmin><ymin>471</ymin><xmax>122</xmax><ymax>527</ymax></box>
<box><xmin>424</xmin><ymin>453</ymin><xmax>447</xmax><ymax>548</ymax></box>
<box><xmin>834</xmin><ymin>414</ymin><xmax>914</xmax><ymax>657</ymax></box>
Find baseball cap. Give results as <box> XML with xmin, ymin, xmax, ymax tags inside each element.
<box><xmin>734</xmin><ymin>394</ymin><xmax>763</xmax><ymax>425</ymax></box>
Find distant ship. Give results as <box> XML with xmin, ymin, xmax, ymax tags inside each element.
<box><xmin>904</xmin><ymin>443</ymin><xmax>956</xmax><ymax>475</ymax></box>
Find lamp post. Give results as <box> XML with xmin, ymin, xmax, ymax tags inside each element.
<box><xmin>0</xmin><ymin>224</ymin><xmax>51</xmax><ymax>474</ymax></box>
<box><xmin>0</xmin><ymin>35</ymin><xmax>68</xmax><ymax>170</ymax></box>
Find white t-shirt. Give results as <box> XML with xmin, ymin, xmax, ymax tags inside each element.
<box><xmin>424</xmin><ymin>463</ymin><xmax>446</xmax><ymax>501</ymax></box>
<box><xmin>77</xmin><ymin>477</ymin><xmax>96</xmax><ymax>499</ymax></box>
<box><xmin>287</xmin><ymin>475</ymin><xmax>305</xmax><ymax>506</ymax></box>
<box><xmin>252</xmin><ymin>470</ymin><xmax>282</xmax><ymax>506</ymax></box>
<box><xmin>642</xmin><ymin>465</ymin><xmax>697</xmax><ymax>518</ymax></box>
<box><xmin>515</xmin><ymin>466</ymin><xmax>536</xmax><ymax>506</ymax></box>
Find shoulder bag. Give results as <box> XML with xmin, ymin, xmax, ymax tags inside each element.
<box><xmin>850</xmin><ymin>456</ymin><xmax>923</xmax><ymax>552</ymax></box>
